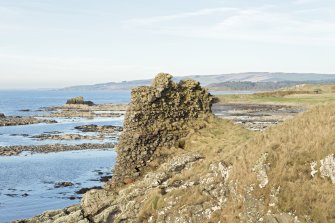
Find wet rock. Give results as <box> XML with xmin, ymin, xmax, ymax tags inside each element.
<box><xmin>75</xmin><ymin>186</ymin><xmax>102</xmax><ymax>194</ymax></box>
<box><xmin>19</xmin><ymin>109</ymin><xmax>31</xmax><ymax>112</ymax></box>
<box><xmin>68</xmin><ymin>196</ymin><xmax>79</xmax><ymax>200</ymax></box>
<box><xmin>10</xmin><ymin>133</ymin><xmax>29</xmax><ymax>137</ymax></box>
<box><xmin>0</xmin><ymin>113</ymin><xmax>5</xmax><ymax>118</ymax></box>
<box><xmin>100</xmin><ymin>175</ymin><xmax>112</xmax><ymax>182</ymax></box>
<box><xmin>54</xmin><ymin>181</ymin><xmax>74</xmax><ymax>188</ymax></box>
<box><xmin>5</xmin><ymin>193</ymin><xmax>19</xmax><ymax>197</ymax></box>
<box><xmin>0</xmin><ymin>143</ymin><xmax>115</xmax><ymax>156</ymax></box>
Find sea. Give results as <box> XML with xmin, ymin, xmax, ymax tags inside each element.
<box><xmin>0</xmin><ymin>90</ymin><xmax>130</xmax><ymax>223</ymax></box>
<box><xmin>0</xmin><ymin>90</ymin><xmax>251</xmax><ymax>222</ymax></box>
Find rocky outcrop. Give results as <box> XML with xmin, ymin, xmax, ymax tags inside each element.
<box><xmin>0</xmin><ymin>116</ymin><xmax>56</xmax><ymax>127</ymax></box>
<box><xmin>0</xmin><ymin>113</ymin><xmax>5</xmax><ymax>118</ymax></box>
<box><xmin>0</xmin><ymin>143</ymin><xmax>115</xmax><ymax>156</ymax></box>
<box><xmin>75</xmin><ymin>125</ymin><xmax>123</xmax><ymax>133</ymax></box>
<box><xmin>66</xmin><ymin>96</ymin><xmax>94</xmax><ymax>106</ymax></box>
<box><xmin>41</xmin><ymin>104</ymin><xmax>126</xmax><ymax>118</ymax></box>
<box><xmin>112</xmin><ymin>73</ymin><xmax>216</xmax><ymax>184</ymax></box>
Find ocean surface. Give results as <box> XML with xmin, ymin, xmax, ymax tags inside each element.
<box><xmin>0</xmin><ymin>90</ymin><xmax>251</xmax><ymax>222</ymax></box>
<box><xmin>0</xmin><ymin>90</ymin><xmax>131</xmax><ymax>116</ymax></box>
<box><xmin>0</xmin><ymin>90</ymin><xmax>130</xmax><ymax>222</ymax></box>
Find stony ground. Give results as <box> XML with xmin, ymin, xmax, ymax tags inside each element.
<box><xmin>40</xmin><ymin>104</ymin><xmax>127</xmax><ymax>118</ymax></box>
<box><xmin>213</xmin><ymin>103</ymin><xmax>304</xmax><ymax>131</ymax></box>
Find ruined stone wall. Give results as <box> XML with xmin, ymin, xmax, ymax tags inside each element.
<box><xmin>112</xmin><ymin>73</ymin><xmax>216</xmax><ymax>184</ymax></box>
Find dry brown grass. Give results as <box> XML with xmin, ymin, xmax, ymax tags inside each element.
<box><xmin>220</xmin><ymin>103</ymin><xmax>335</xmax><ymax>222</ymax></box>
<box><xmin>180</xmin><ymin>102</ymin><xmax>334</xmax><ymax>221</ymax></box>
<box><xmin>136</xmin><ymin>100</ymin><xmax>335</xmax><ymax>222</ymax></box>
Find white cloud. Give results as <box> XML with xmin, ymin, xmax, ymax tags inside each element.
<box><xmin>125</xmin><ymin>6</ymin><xmax>335</xmax><ymax>46</ymax></box>
<box><xmin>125</xmin><ymin>7</ymin><xmax>238</xmax><ymax>25</ymax></box>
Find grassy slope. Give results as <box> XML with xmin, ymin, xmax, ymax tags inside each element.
<box><xmin>130</xmin><ymin>85</ymin><xmax>335</xmax><ymax>222</ymax></box>
<box><xmin>195</xmin><ymin>103</ymin><xmax>334</xmax><ymax>221</ymax></box>
<box><xmin>139</xmin><ymin>101</ymin><xmax>335</xmax><ymax>222</ymax></box>
<box><xmin>227</xmin><ymin>103</ymin><xmax>335</xmax><ymax>221</ymax></box>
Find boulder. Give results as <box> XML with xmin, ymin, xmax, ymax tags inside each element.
<box><xmin>0</xmin><ymin>113</ymin><xmax>5</xmax><ymax>118</ymax></box>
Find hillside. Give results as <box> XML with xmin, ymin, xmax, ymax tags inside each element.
<box><xmin>61</xmin><ymin>72</ymin><xmax>335</xmax><ymax>91</ymax></box>
<box><xmin>21</xmin><ymin>74</ymin><xmax>335</xmax><ymax>223</ymax></box>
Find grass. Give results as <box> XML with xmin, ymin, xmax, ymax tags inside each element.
<box><xmin>203</xmin><ymin>103</ymin><xmax>335</xmax><ymax>221</ymax></box>
<box><xmin>217</xmin><ymin>89</ymin><xmax>335</xmax><ymax>107</ymax></box>
<box><xmin>130</xmin><ymin>84</ymin><xmax>335</xmax><ymax>222</ymax></box>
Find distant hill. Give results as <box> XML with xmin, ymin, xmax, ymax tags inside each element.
<box><xmin>61</xmin><ymin>72</ymin><xmax>335</xmax><ymax>91</ymax></box>
<box><xmin>207</xmin><ymin>80</ymin><xmax>335</xmax><ymax>91</ymax></box>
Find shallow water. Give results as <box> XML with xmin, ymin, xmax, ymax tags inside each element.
<box><xmin>0</xmin><ymin>90</ymin><xmax>129</xmax><ymax>222</ymax></box>
<box><xmin>0</xmin><ymin>116</ymin><xmax>124</xmax><ymax>146</ymax></box>
<box><xmin>0</xmin><ymin>90</ymin><xmax>130</xmax><ymax>116</ymax></box>
<box><xmin>0</xmin><ymin>149</ymin><xmax>117</xmax><ymax>222</ymax></box>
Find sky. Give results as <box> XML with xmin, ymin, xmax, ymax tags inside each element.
<box><xmin>1</xmin><ymin>0</ymin><xmax>335</xmax><ymax>89</ymax></box>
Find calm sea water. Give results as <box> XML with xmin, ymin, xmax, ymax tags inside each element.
<box><xmin>0</xmin><ymin>90</ymin><xmax>130</xmax><ymax>222</ymax></box>
<box><xmin>0</xmin><ymin>90</ymin><xmax>131</xmax><ymax>116</ymax></box>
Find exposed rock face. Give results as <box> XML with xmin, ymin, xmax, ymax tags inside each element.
<box><xmin>0</xmin><ymin>113</ymin><xmax>5</xmax><ymax>118</ymax></box>
<box><xmin>112</xmin><ymin>73</ymin><xmax>216</xmax><ymax>184</ymax></box>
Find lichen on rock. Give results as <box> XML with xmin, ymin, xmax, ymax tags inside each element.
<box><xmin>111</xmin><ymin>73</ymin><xmax>216</xmax><ymax>185</ymax></box>
<box><xmin>252</xmin><ymin>153</ymin><xmax>269</xmax><ymax>188</ymax></box>
<box><xmin>320</xmin><ymin>154</ymin><xmax>335</xmax><ymax>184</ymax></box>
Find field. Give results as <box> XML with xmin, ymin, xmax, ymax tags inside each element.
<box><xmin>217</xmin><ymin>84</ymin><xmax>335</xmax><ymax>107</ymax></box>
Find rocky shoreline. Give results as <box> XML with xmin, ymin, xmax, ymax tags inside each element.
<box><xmin>0</xmin><ymin>142</ymin><xmax>115</xmax><ymax>156</ymax></box>
<box><xmin>213</xmin><ymin>103</ymin><xmax>304</xmax><ymax>131</ymax></box>
<box><xmin>30</xmin><ymin>125</ymin><xmax>123</xmax><ymax>141</ymax></box>
<box><xmin>12</xmin><ymin>74</ymin><xmax>335</xmax><ymax>223</ymax></box>
<box><xmin>39</xmin><ymin>103</ymin><xmax>128</xmax><ymax>118</ymax></box>
<box><xmin>0</xmin><ymin>115</ymin><xmax>57</xmax><ymax>127</ymax></box>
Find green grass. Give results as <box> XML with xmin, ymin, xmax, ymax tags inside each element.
<box><xmin>217</xmin><ymin>92</ymin><xmax>335</xmax><ymax>106</ymax></box>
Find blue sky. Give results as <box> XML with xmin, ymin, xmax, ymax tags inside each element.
<box><xmin>1</xmin><ymin>0</ymin><xmax>335</xmax><ymax>88</ymax></box>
